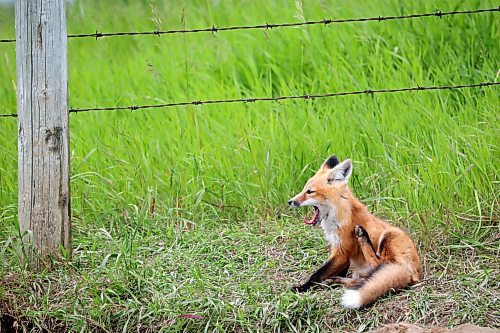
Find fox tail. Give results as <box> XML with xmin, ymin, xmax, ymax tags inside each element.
<box><xmin>341</xmin><ymin>263</ymin><xmax>415</xmax><ymax>309</ymax></box>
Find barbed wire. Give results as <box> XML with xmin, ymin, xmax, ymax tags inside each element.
<box><xmin>1</xmin><ymin>81</ymin><xmax>497</xmax><ymax>118</ymax></box>
<box><xmin>0</xmin><ymin>7</ymin><xmax>498</xmax><ymax>43</ymax></box>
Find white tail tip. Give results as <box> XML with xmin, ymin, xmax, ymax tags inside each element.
<box><xmin>341</xmin><ymin>289</ymin><xmax>363</xmax><ymax>309</ymax></box>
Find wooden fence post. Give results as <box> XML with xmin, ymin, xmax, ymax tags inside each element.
<box><xmin>15</xmin><ymin>0</ymin><xmax>71</xmax><ymax>269</ymax></box>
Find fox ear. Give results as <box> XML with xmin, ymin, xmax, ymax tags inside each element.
<box><xmin>327</xmin><ymin>159</ymin><xmax>353</xmax><ymax>183</ymax></box>
<box><xmin>321</xmin><ymin>154</ymin><xmax>339</xmax><ymax>170</ymax></box>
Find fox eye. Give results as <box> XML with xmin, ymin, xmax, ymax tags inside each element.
<box><xmin>306</xmin><ymin>189</ymin><xmax>315</xmax><ymax>194</ymax></box>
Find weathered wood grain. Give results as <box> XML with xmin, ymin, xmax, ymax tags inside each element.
<box><xmin>15</xmin><ymin>0</ymin><xmax>71</xmax><ymax>269</ymax></box>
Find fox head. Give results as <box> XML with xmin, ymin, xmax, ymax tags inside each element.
<box><xmin>288</xmin><ymin>155</ymin><xmax>353</xmax><ymax>227</ymax></box>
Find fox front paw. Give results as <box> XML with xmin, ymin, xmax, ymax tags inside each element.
<box><xmin>291</xmin><ymin>284</ymin><xmax>310</xmax><ymax>293</ymax></box>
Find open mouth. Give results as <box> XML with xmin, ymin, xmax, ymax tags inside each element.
<box><xmin>303</xmin><ymin>206</ymin><xmax>320</xmax><ymax>226</ymax></box>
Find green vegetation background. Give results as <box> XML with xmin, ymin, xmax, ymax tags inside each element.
<box><xmin>0</xmin><ymin>0</ymin><xmax>498</xmax><ymax>332</ymax></box>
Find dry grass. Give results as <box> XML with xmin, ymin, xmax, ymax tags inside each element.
<box><xmin>1</xmin><ymin>217</ymin><xmax>498</xmax><ymax>332</ymax></box>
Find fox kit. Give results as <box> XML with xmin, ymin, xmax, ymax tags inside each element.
<box><xmin>288</xmin><ymin>155</ymin><xmax>422</xmax><ymax>308</ymax></box>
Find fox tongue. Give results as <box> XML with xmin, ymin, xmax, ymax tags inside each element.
<box><xmin>303</xmin><ymin>207</ymin><xmax>319</xmax><ymax>225</ymax></box>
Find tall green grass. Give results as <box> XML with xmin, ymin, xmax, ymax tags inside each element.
<box><xmin>0</xmin><ymin>0</ymin><xmax>498</xmax><ymax>331</ymax></box>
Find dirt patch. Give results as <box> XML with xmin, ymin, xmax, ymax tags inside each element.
<box><xmin>0</xmin><ymin>300</ymin><xmax>68</xmax><ymax>333</ymax></box>
<box><xmin>369</xmin><ymin>323</ymin><xmax>500</xmax><ymax>333</ymax></box>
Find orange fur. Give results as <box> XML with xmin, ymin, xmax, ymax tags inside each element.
<box><xmin>289</xmin><ymin>155</ymin><xmax>422</xmax><ymax>308</ymax></box>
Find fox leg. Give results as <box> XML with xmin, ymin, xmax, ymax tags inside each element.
<box><xmin>355</xmin><ymin>225</ymin><xmax>381</xmax><ymax>270</ymax></box>
<box><xmin>292</xmin><ymin>251</ymin><xmax>349</xmax><ymax>292</ymax></box>
<box><xmin>323</xmin><ymin>276</ymin><xmax>366</xmax><ymax>288</ymax></box>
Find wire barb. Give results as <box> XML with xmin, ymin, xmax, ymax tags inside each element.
<box><xmin>0</xmin><ymin>7</ymin><xmax>497</xmax><ymax>43</ymax></box>
<box><xmin>95</xmin><ymin>30</ymin><xmax>103</xmax><ymax>40</ymax></box>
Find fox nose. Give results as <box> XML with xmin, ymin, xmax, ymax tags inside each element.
<box><xmin>288</xmin><ymin>200</ymin><xmax>300</xmax><ymax>207</ymax></box>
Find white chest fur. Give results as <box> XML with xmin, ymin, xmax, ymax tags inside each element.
<box><xmin>321</xmin><ymin>208</ymin><xmax>342</xmax><ymax>247</ymax></box>
<box><xmin>325</xmin><ymin>232</ymin><xmax>340</xmax><ymax>247</ymax></box>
